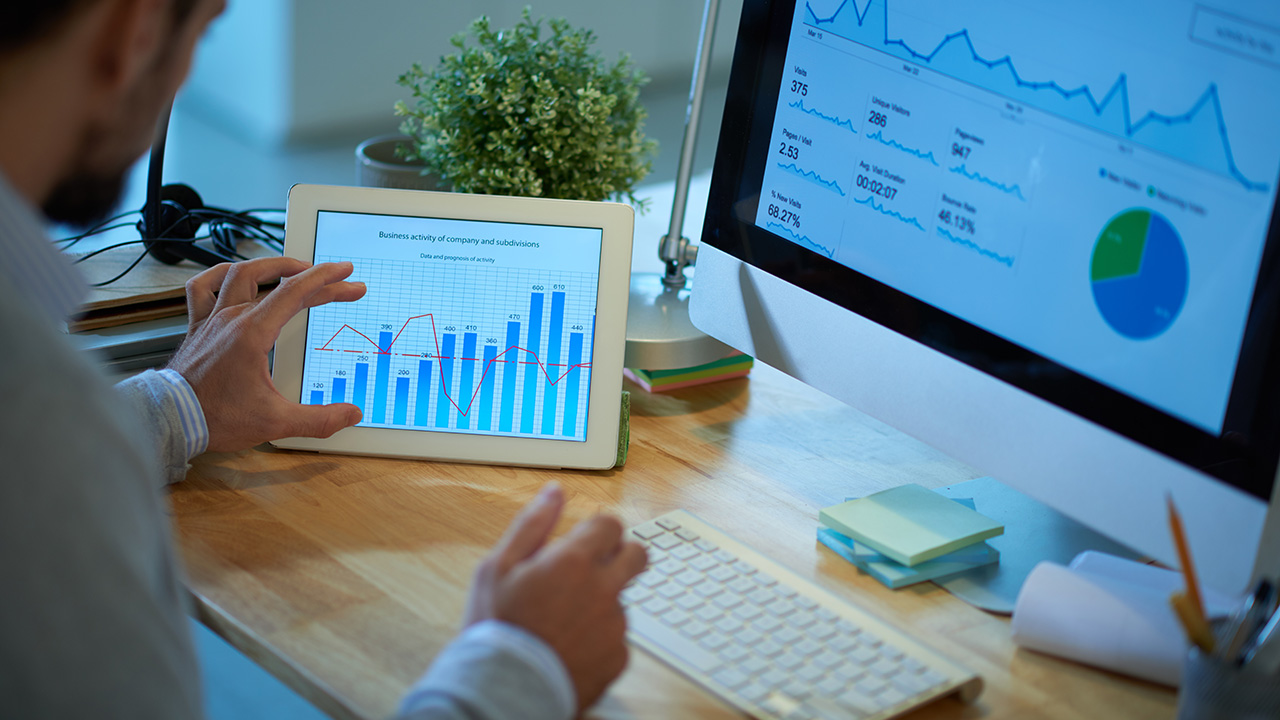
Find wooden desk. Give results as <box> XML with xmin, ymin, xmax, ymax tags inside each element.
<box><xmin>171</xmin><ymin>364</ymin><xmax>1176</xmax><ymax>719</ymax></box>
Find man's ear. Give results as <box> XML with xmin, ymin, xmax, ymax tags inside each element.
<box><xmin>83</xmin><ymin>0</ymin><xmax>172</xmax><ymax>103</ymax></box>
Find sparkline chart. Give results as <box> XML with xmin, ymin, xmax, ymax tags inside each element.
<box><xmin>301</xmin><ymin>212</ymin><xmax>602</xmax><ymax>442</ymax></box>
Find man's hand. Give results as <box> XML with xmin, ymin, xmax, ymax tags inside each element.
<box><xmin>466</xmin><ymin>485</ymin><xmax>648</xmax><ymax>714</ymax></box>
<box><xmin>168</xmin><ymin>257</ymin><xmax>367</xmax><ymax>452</ymax></box>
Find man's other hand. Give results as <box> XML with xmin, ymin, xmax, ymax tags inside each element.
<box><xmin>168</xmin><ymin>257</ymin><xmax>366</xmax><ymax>452</ymax></box>
<box><xmin>466</xmin><ymin>484</ymin><xmax>648</xmax><ymax>714</ymax></box>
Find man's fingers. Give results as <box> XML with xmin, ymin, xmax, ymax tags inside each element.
<box><xmin>255</xmin><ymin>261</ymin><xmax>358</xmax><ymax>332</ymax></box>
<box><xmin>562</xmin><ymin>515</ymin><xmax>626</xmax><ymax>563</ymax></box>
<box><xmin>607</xmin><ymin>541</ymin><xmax>648</xmax><ymax>588</ymax></box>
<box><xmin>294</xmin><ymin>280</ymin><xmax>367</xmax><ymax>312</ymax></box>
<box><xmin>214</xmin><ymin>256</ymin><xmax>313</xmax><ymax>315</ymax></box>
<box><xmin>278</xmin><ymin>401</ymin><xmax>362</xmax><ymax>440</ymax></box>
<box><xmin>185</xmin><ymin>263</ymin><xmax>234</xmax><ymax>327</ymax></box>
<box><xmin>494</xmin><ymin>484</ymin><xmax>565</xmax><ymax>572</ymax></box>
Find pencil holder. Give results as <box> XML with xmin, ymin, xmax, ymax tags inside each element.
<box><xmin>1176</xmin><ymin>647</ymin><xmax>1280</xmax><ymax>720</ymax></box>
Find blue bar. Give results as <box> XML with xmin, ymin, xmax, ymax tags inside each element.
<box><xmin>309</xmin><ymin>390</ymin><xmax>324</xmax><ymax>405</ymax></box>
<box><xmin>353</xmin><ymin>362</ymin><xmax>369</xmax><ymax>416</ymax></box>
<box><xmin>499</xmin><ymin>321</ymin><xmax>520</xmax><ymax>432</ymax></box>
<box><xmin>479</xmin><ymin>345</ymin><xmax>497</xmax><ymax>431</ymax></box>
<box><xmin>436</xmin><ymin>333</ymin><xmax>456</xmax><ymax>428</ymax></box>
<box><xmin>541</xmin><ymin>292</ymin><xmax>565</xmax><ymax>436</ymax></box>
<box><xmin>393</xmin><ymin>376</ymin><xmax>410</xmax><ymax>425</ymax></box>
<box><xmin>414</xmin><ymin>359</ymin><xmax>433</xmax><ymax>427</ymax></box>
<box><xmin>331</xmin><ymin>377</ymin><xmax>347</xmax><ymax>404</ymax></box>
<box><xmin>458</xmin><ymin>332</ymin><xmax>477</xmax><ymax>429</ymax></box>
<box><xmin>562</xmin><ymin>332</ymin><xmax>583</xmax><ymax>437</ymax></box>
<box><xmin>521</xmin><ymin>293</ymin><xmax>544</xmax><ymax>434</ymax></box>
<box><xmin>373</xmin><ymin>331</ymin><xmax>392</xmax><ymax>424</ymax></box>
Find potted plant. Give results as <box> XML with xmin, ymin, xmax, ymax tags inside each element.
<box><xmin>393</xmin><ymin>7</ymin><xmax>657</xmax><ymax>206</ymax></box>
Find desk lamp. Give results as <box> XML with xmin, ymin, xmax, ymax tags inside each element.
<box><xmin>624</xmin><ymin>0</ymin><xmax>732</xmax><ymax>370</ymax></box>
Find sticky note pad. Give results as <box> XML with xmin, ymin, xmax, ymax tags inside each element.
<box><xmin>817</xmin><ymin>527</ymin><xmax>999</xmax><ymax>589</ymax></box>
<box><xmin>819</xmin><ymin>483</ymin><xmax>1004</xmax><ymax>566</ymax></box>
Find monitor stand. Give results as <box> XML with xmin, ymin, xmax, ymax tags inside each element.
<box><xmin>932</xmin><ymin>476</ymin><xmax>1142</xmax><ymax>614</ymax></box>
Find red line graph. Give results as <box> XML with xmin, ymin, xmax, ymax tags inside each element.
<box><xmin>314</xmin><ymin>313</ymin><xmax>591</xmax><ymax>418</ymax></box>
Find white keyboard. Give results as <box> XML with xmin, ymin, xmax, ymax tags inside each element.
<box><xmin>622</xmin><ymin>510</ymin><xmax>982</xmax><ymax>720</ymax></box>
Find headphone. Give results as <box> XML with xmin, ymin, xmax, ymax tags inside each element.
<box><xmin>137</xmin><ymin>103</ymin><xmax>280</xmax><ymax>267</ymax></box>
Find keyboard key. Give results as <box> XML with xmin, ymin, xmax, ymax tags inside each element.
<box><xmin>815</xmin><ymin>608</ymin><xmax>838</xmax><ymax>623</ymax></box>
<box><xmin>700</xmin><ymin>633</ymin><xmax>731</xmax><ymax>651</ymax></box>
<box><xmin>709</xmin><ymin>565</ymin><xmax>737</xmax><ymax>583</ymax></box>
<box><xmin>759</xmin><ymin>668</ymin><xmax>790</xmax><ymax>688</ymax></box>
<box><xmin>787</xmin><ymin>611</ymin><xmax>816</xmax><ymax>629</ymax></box>
<box><xmin>734</xmin><ymin>628</ymin><xmax>764</xmax><ymax>646</ymax></box>
<box><xmin>676</xmin><ymin>528</ymin><xmax>701</xmax><ymax>542</ymax></box>
<box><xmin>719</xmin><ymin>644</ymin><xmax>750</xmax><ymax>663</ymax></box>
<box><xmin>815</xmin><ymin>676</ymin><xmax>847</xmax><ymax>696</ymax></box>
<box><xmin>638</xmin><ymin>570</ymin><xmax>667</xmax><ymax>587</ymax></box>
<box><xmin>733</xmin><ymin>605</ymin><xmax>763</xmax><ymax>622</ymax></box>
<box><xmin>714</xmin><ymin>617</ymin><xmax>743</xmax><ymax>634</ymax></box>
<box><xmin>728</xmin><ymin>577</ymin><xmax>757</xmax><ymax>594</ymax></box>
<box><xmin>656</xmin><ymin>517</ymin><xmax>682</xmax><ymax>531</ymax></box>
<box><xmin>713</xmin><ymin>668</ymin><xmax>749</xmax><ymax>690</ymax></box>
<box><xmin>795</xmin><ymin>596</ymin><xmax>818</xmax><ymax>610</ymax></box>
<box><xmin>732</xmin><ymin>561</ymin><xmax>757</xmax><ymax>575</ymax></box>
<box><xmin>651</xmin><ymin>534</ymin><xmax>682</xmax><ymax>550</ymax></box>
<box><xmin>741</xmin><ymin>656</ymin><xmax>770</xmax><ymax>677</ymax></box>
<box><xmin>773</xmin><ymin>585</ymin><xmax>798</xmax><ymax>599</ymax></box>
<box><xmin>676</xmin><ymin>594</ymin><xmax>704</xmax><ymax>611</ymax></box>
<box><xmin>622</xmin><ymin>585</ymin><xmax>653</xmax><ymax>604</ymax></box>
<box><xmin>741</xmin><ymin>682</ymin><xmax>771</xmax><ymax>702</ymax></box>
<box><xmin>632</xmin><ymin>522</ymin><xmax>665</xmax><ymax>539</ymax></box>
<box><xmin>855</xmin><ymin>676</ymin><xmax>887</xmax><ymax>696</ymax></box>
<box><xmin>837</xmin><ymin>689</ymin><xmax>881</xmax><ymax>715</ymax></box>
<box><xmin>806</xmin><ymin>622</ymin><xmax>836</xmax><ymax>641</ymax></box>
<box><xmin>878</xmin><ymin>687</ymin><xmax>907</xmax><ymax>707</ymax></box>
<box><xmin>657</xmin><ymin>583</ymin><xmax>687</xmax><ymax>599</ymax></box>
<box><xmin>755</xmin><ymin>640</ymin><xmax>784</xmax><ymax>658</ymax></box>
<box><xmin>793</xmin><ymin>639</ymin><xmax>822</xmax><ymax>657</ymax></box>
<box><xmin>695</xmin><ymin>605</ymin><xmax>723</xmax><ymax>623</ymax></box>
<box><xmin>754</xmin><ymin>573</ymin><xmax>779</xmax><ymax>587</ymax></box>
<box><xmin>690</xmin><ymin>555</ymin><xmax>719</xmax><ymax>572</ymax></box>
<box><xmin>830</xmin><ymin>634</ymin><xmax>858</xmax><ymax>652</ymax></box>
<box><xmin>671</xmin><ymin>544</ymin><xmax>701</xmax><ymax>561</ymax></box>
<box><xmin>681</xmin><ymin>620</ymin><xmax>711</xmax><ymax>640</ymax></box>
<box><xmin>747</xmin><ymin>588</ymin><xmax>776</xmax><ymax>606</ymax></box>
<box><xmin>713</xmin><ymin>593</ymin><xmax>743</xmax><ymax>611</ymax></box>
<box><xmin>813</xmin><ymin>651</ymin><xmax>844</xmax><ymax>670</ymax></box>
<box><xmin>694</xmin><ymin>581</ymin><xmax>725</xmax><ymax>598</ymax></box>
<box><xmin>655</xmin><ymin>558</ymin><xmax>684</xmax><ymax>575</ymax></box>
<box><xmin>781</xmin><ymin>680</ymin><xmax>812</xmax><ymax>700</ymax></box>
<box><xmin>796</xmin><ymin>665</ymin><xmax>825</xmax><ymax>683</ymax></box>
<box><xmin>640</xmin><ymin>598</ymin><xmax>671</xmax><ymax>615</ymax></box>
<box><xmin>869</xmin><ymin>658</ymin><xmax>900</xmax><ymax>678</ymax></box>
<box><xmin>776</xmin><ymin>653</ymin><xmax>804</xmax><ymax>670</ymax></box>
<box><xmin>752</xmin><ymin>615</ymin><xmax>784</xmax><ymax>633</ymax></box>
<box><xmin>765</xmin><ymin>598</ymin><xmax>797</xmax><ymax>617</ymax></box>
<box><xmin>713</xmin><ymin>550</ymin><xmax>737</xmax><ymax>564</ymax></box>
<box><xmin>773</xmin><ymin>627</ymin><xmax>803</xmax><ymax>645</ymax></box>
<box><xmin>660</xmin><ymin>609</ymin><xmax>691</xmax><ymax>627</ymax></box>
<box><xmin>675</xmin><ymin>569</ymin><xmax>704</xmax><ymax>586</ymax></box>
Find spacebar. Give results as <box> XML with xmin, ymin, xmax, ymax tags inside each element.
<box><xmin>626</xmin><ymin>608</ymin><xmax>725</xmax><ymax>675</ymax></box>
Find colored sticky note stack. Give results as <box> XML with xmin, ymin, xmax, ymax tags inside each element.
<box><xmin>623</xmin><ymin>352</ymin><xmax>753</xmax><ymax>393</ymax></box>
<box><xmin>818</xmin><ymin>484</ymin><xmax>1004</xmax><ymax>589</ymax></box>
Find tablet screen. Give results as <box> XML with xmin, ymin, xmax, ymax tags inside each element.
<box><xmin>300</xmin><ymin>210</ymin><xmax>602</xmax><ymax>442</ymax></box>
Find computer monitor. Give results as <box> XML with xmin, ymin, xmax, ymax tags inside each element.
<box><xmin>691</xmin><ymin>0</ymin><xmax>1280</xmax><ymax>595</ymax></box>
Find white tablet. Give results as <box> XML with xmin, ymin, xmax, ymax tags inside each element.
<box><xmin>271</xmin><ymin>184</ymin><xmax>633</xmax><ymax>469</ymax></box>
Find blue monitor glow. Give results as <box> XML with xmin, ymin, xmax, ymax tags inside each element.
<box><xmin>691</xmin><ymin>0</ymin><xmax>1280</xmax><ymax>594</ymax></box>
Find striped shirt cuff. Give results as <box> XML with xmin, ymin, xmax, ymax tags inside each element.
<box><xmin>153</xmin><ymin>368</ymin><xmax>210</xmax><ymax>460</ymax></box>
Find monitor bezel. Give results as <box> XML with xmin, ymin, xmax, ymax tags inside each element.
<box><xmin>700</xmin><ymin>0</ymin><xmax>1280</xmax><ymax>501</ymax></box>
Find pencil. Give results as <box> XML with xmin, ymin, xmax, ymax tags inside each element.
<box><xmin>1171</xmin><ymin>590</ymin><xmax>1216</xmax><ymax>654</ymax></box>
<box><xmin>1166</xmin><ymin>495</ymin><xmax>1208</xmax><ymax>629</ymax></box>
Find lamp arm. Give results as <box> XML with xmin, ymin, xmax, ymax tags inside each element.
<box><xmin>660</xmin><ymin>0</ymin><xmax>721</xmax><ymax>290</ymax></box>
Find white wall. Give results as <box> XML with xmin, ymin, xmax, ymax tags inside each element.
<box><xmin>181</xmin><ymin>0</ymin><xmax>743</xmax><ymax>146</ymax></box>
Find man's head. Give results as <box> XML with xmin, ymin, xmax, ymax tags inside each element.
<box><xmin>0</xmin><ymin>0</ymin><xmax>224</xmax><ymax>227</ymax></box>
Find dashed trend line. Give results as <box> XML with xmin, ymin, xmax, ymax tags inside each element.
<box><xmin>316</xmin><ymin>314</ymin><xmax>590</xmax><ymax>418</ymax></box>
<box><xmin>766</xmin><ymin>221</ymin><xmax>836</xmax><ymax>258</ymax></box>
<box><xmin>937</xmin><ymin>226</ymin><xmax>1015</xmax><ymax>267</ymax></box>
<box><xmin>950</xmin><ymin>164</ymin><xmax>1027</xmax><ymax>200</ymax></box>
<box><xmin>789</xmin><ymin>99</ymin><xmax>859</xmax><ymax>135</ymax></box>
<box><xmin>803</xmin><ymin>0</ymin><xmax>1269</xmax><ymax>192</ymax></box>
<box><xmin>777</xmin><ymin>162</ymin><xmax>847</xmax><ymax>195</ymax></box>
<box><xmin>867</xmin><ymin>130</ymin><xmax>939</xmax><ymax>166</ymax></box>
<box><xmin>853</xmin><ymin>195</ymin><xmax>926</xmax><ymax>231</ymax></box>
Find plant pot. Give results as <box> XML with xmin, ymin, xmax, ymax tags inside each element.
<box><xmin>354</xmin><ymin>134</ymin><xmax>447</xmax><ymax>191</ymax></box>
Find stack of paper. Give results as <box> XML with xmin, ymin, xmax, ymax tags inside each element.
<box><xmin>623</xmin><ymin>352</ymin><xmax>753</xmax><ymax>393</ymax></box>
<box><xmin>818</xmin><ymin>484</ymin><xmax>1004</xmax><ymax>589</ymax></box>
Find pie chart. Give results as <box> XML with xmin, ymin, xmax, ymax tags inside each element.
<box><xmin>1090</xmin><ymin>209</ymin><xmax>1188</xmax><ymax>340</ymax></box>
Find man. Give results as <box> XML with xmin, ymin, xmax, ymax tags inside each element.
<box><xmin>0</xmin><ymin>1</ymin><xmax>646</xmax><ymax>718</ymax></box>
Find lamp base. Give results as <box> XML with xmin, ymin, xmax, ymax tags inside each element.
<box><xmin>624</xmin><ymin>272</ymin><xmax>731</xmax><ymax>370</ymax></box>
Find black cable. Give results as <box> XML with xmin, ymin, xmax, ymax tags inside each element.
<box><xmin>55</xmin><ymin>211</ymin><xmax>140</xmax><ymax>248</ymax></box>
<box><xmin>89</xmin><ymin>249</ymin><xmax>151</xmax><ymax>287</ymax></box>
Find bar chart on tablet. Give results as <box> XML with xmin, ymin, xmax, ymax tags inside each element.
<box><xmin>299</xmin><ymin>212</ymin><xmax>603</xmax><ymax>442</ymax></box>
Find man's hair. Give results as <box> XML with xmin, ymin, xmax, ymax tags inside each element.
<box><xmin>0</xmin><ymin>0</ymin><xmax>200</xmax><ymax>54</ymax></box>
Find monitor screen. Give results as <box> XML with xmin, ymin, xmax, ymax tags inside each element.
<box><xmin>300</xmin><ymin>210</ymin><xmax>601</xmax><ymax>442</ymax></box>
<box><xmin>702</xmin><ymin>0</ymin><xmax>1280</xmax><ymax>500</ymax></box>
